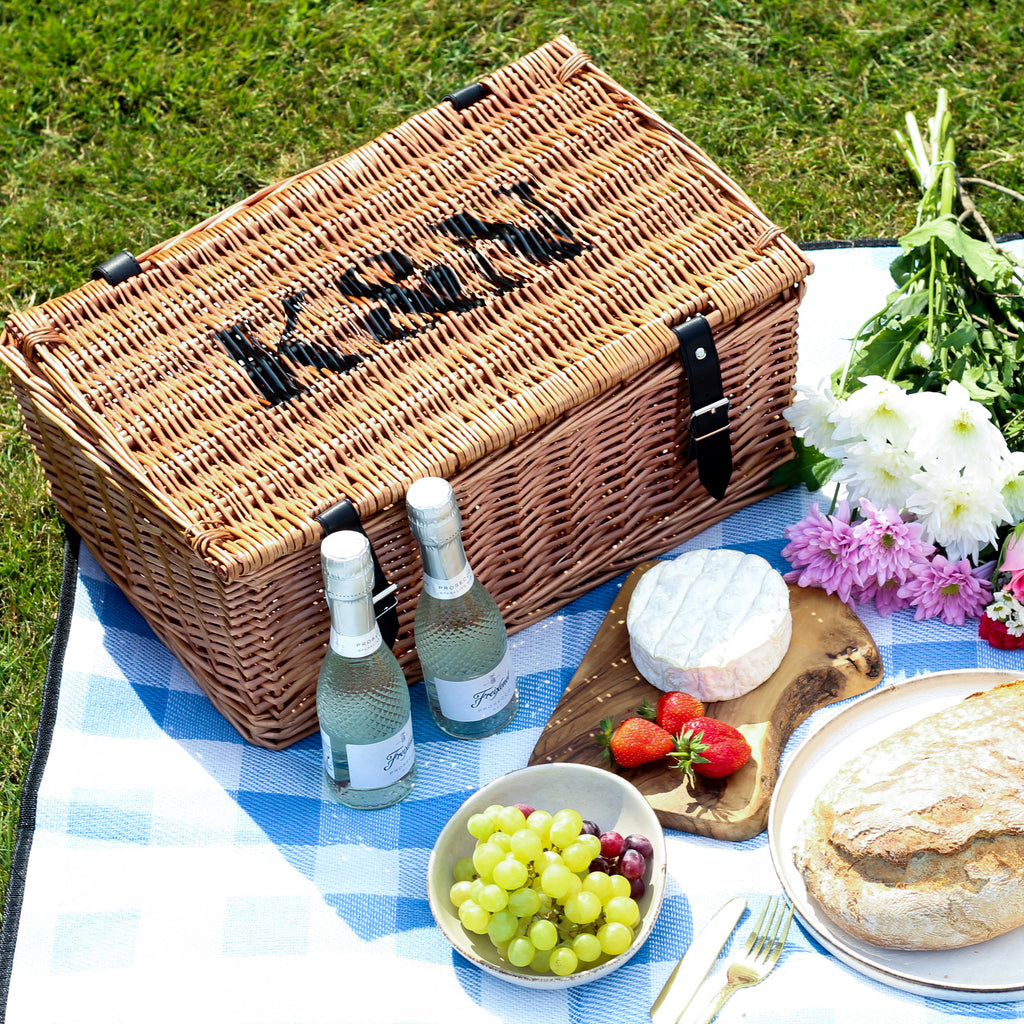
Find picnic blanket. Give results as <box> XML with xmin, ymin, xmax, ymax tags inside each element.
<box><xmin>3</xmin><ymin>238</ymin><xmax>1024</xmax><ymax>1024</ymax></box>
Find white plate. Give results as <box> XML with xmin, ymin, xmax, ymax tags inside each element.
<box><xmin>768</xmin><ymin>668</ymin><xmax>1024</xmax><ymax>1003</ymax></box>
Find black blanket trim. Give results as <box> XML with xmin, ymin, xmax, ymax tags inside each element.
<box><xmin>2</xmin><ymin>231</ymin><xmax>1022</xmax><ymax>1015</ymax></box>
<box><xmin>0</xmin><ymin>524</ymin><xmax>79</xmax><ymax>1022</ymax></box>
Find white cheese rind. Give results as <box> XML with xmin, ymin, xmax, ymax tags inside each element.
<box><xmin>626</xmin><ymin>548</ymin><xmax>792</xmax><ymax>700</ymax></box>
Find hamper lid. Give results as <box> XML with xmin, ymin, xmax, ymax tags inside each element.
<box><xmin>0</xmin><ymin>35</ymin><xmax>812</xmax><ymax>582</ymax></box>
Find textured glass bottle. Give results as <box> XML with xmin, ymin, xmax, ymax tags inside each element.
<box><xmin>406</xmin><ymin>476</ymin><xmax>518</xmax><ymax>739</ymax></box>
<box><xmin>316</xmin><ymin>530</ymin><xmax>416</xmax><ymax>808</ymax></box>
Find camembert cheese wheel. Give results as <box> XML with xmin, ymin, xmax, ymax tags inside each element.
<box><xmin>626</xmin><ymin>548</ymin><xmax>792</xmax><ymax>700</ymax></box>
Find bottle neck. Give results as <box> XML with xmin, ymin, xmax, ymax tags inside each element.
<box><xmin>327</xmin><ymin>591</ymin><xmax>383</xmax><ymax>657</ymax></box>
<box><xmin>417</xmin><ymin>535</ymin><xmax>475</xmax><ymax>600</ymax></box>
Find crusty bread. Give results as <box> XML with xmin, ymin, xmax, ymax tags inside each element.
<box><xmin>793</xmin><ymin>679</ymin><xmax>1024</xmax><ymax>950</ymax></box>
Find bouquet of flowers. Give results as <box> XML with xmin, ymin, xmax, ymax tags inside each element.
<box><xmin>980</xmin><ymin>526</ymin><xmax>1024</xmax><ymax>649</ymax></box>
<box><xmin>779</xmin><ymin>90</ymin><xmax>1024</xmax><ymax>639</ymax></box>
<box><xmin>783</xmin><ymin>376</ymin><xmax>1022</xmax><ymax>624</ymax></box>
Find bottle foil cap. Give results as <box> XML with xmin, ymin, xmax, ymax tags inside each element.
<box><xmin>405</xmin><ymin>476</ymin><xmax>462</xmax><ymax>544</ymax></box>
<box><xmin>320</xmin><ymin>530</ymin><xmax>374</xmax><ymax>601</ymax></box>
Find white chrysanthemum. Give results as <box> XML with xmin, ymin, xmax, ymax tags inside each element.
<box><xmin>783</xmin><ymin>379</ymin><xmax>841</xmax><ymax>451</ymax></box>
<box><xmin>999</xmin><ymin>451</ymin><xmax>1024</xmax><ymax>522</ymax></box>
<box><xmin>830</xmin><ymin>440</ymin><xmax>918</xmax><ymax>511</ymax></box>
<box><xmin>907</xmin><ymin>380</ymin><xmax>1007</xmax><ymax>471</ymax></box>
<box><xmin>829</xmin><ymin>376</ymin><xmax>913</xmax><ymax>448</ymax></box>
<box><xmin>904</xmin><ymin>467</ymin><xmax>1011</xmax><ymax>563</ymax></box>
<box><xmin>987</xmin><ymin>591</ymin><xmax>1024</xmax><ymax>635</ymax></box>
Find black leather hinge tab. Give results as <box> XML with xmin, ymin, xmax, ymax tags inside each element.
<box><xmin>672</xmin><ymin>315</ymin><xmax>733</xmax><ymax>500</ymax></box>
<box><xmin>444</xmin><ymin>82</ymin><xmax>490</xmax><ymax>111</ymax></box>
<box><xmin>314</xmin><ymin>499</ymin><xmax>400</xmax><ymax>649</ymax></box>
<box><xmin>91</xmin><ymin>250</ymin><xmax>142</xmax><ymax>285</ymax></box>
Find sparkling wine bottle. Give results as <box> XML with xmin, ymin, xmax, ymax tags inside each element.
<box><xmin>405</xmin><ymin>476</ymin><xmax>518</xmax><ymax>739</ymax></box>
<box><xmin>316</xmin><ymin>530</ymin><xmax>416</xmax><ymax>809</ymax></box>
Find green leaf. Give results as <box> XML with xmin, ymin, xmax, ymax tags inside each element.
<box><xmin>769</xmin><ymin>439</ymin><xmax>841</xmax><ymax>491</ymax></box>
<box><xmin>899</xmin><ymin>216</ymin><xmax>1011</xmax><ymax>286</ymax></box>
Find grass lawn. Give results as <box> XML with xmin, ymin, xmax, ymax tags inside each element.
<box><xmin>2</xmin><ymin>0</ymin><xmax>1023</xmax><ymax>916</ymax></box>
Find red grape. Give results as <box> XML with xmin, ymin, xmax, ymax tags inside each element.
<box><xmin>600</xmin><ymin>831</ymin><xmax>625</xmax><ymax>859</ymax></box>
<box><xmin>618</xmin><ymin>848</ymin><xmax>646</xmax><ymax>881</ymax></box>
<box><xmin>623</xmin><ymin>833</ymin><xmax>654</xmax><ymax>860</ymax></box>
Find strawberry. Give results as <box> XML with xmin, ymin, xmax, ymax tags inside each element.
<box><xmin>639</xmin><ymin>692</ymin><xmax>705</xmax><ymax>735</ymax></box>
<box><xmin>598</xmin><ymin>716</ymin><xmax>676</xmax><ymax>768</ymax></box>
<box><xmin>670</xmin><ymin>716</ymin><xmax>751</xmax><ymax>780</ymax></box>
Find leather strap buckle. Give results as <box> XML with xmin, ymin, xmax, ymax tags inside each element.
<box><xmin>672</xmin><ymin>316</ymin><xmax>733</xmax><ymax>500</ymax></box>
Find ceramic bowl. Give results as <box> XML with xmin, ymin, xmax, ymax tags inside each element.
<box><xmin>426</xmin><ymin>762</ymin><xmax>667</xmax><ymax>989</ymax></box>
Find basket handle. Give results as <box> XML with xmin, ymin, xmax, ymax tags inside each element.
<box><xmin>672</xmin><ymin>315</ymin><xmax>733</xmax><ymax>500</ymax></box>
<box><xmin>314</xmin><ymin>499</ymin><xmax>400</xmax><ymax>649</ymax></box>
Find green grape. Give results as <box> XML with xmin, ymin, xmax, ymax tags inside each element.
<box><xmin>549</xmin><ymin>945</ymin><xmax>579</xmax><ymax>977</ymax></box>
<box><xmin>496</xmin><ymin>804</ymin><xmax>527</xmax><ymax>833</ymax></box>
<box><xmin>560</xmin><ymin>840</ymin><xmax>593</xmax><ymax>873</ymax></box>
<box><xmin>572</xmin><ymin>932</ymin><xmax>603</xmax><ymax>963</ymax></box>
<box><xmin>597</xmin><ymin>921</ymin><xmax>633</xmax><ymax>955</ymax></box>
<box><xmin>536</xmin><ymin>892</ymin><xmax>553</xmax><ymax>915</ymax></box>
<box><xmin>535</xmin><ymin>849</ymin><xmax>563</xmax><ymax>872</ymax></box>
<box><xmin>467</xmin><ymin>813</ymin><xmax>495</xmax><ymax>841</ymax></box>
<box><xmin>479</xmin><ymin>883</ymin><xmax>509</xmax><ymax>913</ymax></box>
<box><xmin>582</xmin><ymin>871</ymin><xmax>614</xmax><ymax>903</ymax></box>
<box><xmin>607</xmin><ymin>873</ymin><xmax>632</xmax><ymax>899</ymax></box>
<box><xmin>562</xmin><ymin>873</ymin><xmax>583</xmax><ymax>899</ymax></box>
<box><xmin>530</xmin><ymin>948</ymin><xmax>552</xmax><ymax>973</ymax></box>
<box><xmin>540</xmin><ymin>862</ymin><xmax>575</xmax><ymax>899</ymax></box>
<box><xmin>604</xmin><ymin>895</ymin><xmax>640</xmax><ymax>927</ymax></box>
<box><xmin>452</xmin><ymin>856</ymin><xmax>476</xmax><ymax>882</ymax></box>
<box><xmin>459</xmin><ymin>899</ymin><xmax>491</xmax><ymax>935</ymax></box>
<box><xmin>507</xmin><ymin>935</ymin><xmax>535</xmax><ymax>968</ymax></box>
<box><xmin>575</xmin><ymin>833</ymin><xmax>602</xmax><ymax>859</ymax></box>
<box><xmin>564</xmin><ymin>890</ymin><xmax>602</xmax><ymax>925</ymax></box>
<box><xmin>526</xmin><ymin>809</ymin><xmax>553</xmax><ymax>841</ymax></box>
<box><xmin>469</xmin><ymin>878</ymin><xmax>485</xmax><ymax>902</ymax></box>
<box><xmin>449</xmin><ymin>880</ymin><xmax>474</xmax><ymax>907</ymax></box>
<box><xmin>483</xmin><ymin>803</ymin><xmax>505</xmax><ymax>820</ymax></box>
<box><xmin>507</xmin><ymin>887</ymin><xmax>541</xmax><ymax>918</ymax></box>
<box><xmin>487</xmin><ymin>909</ymin><xmax>519</xmax><ymax>945</ymax></box>
<box><xmin>472</xmin><ymin>841</ymin><xmax>504</xmax><ymax>878</ymax></box>
<box><xmin>510</xmin><ymin>827</ymin><xmax>543</xmax><ymax>863</ymax></box>
<box><xmin>529</xmin><ymin>918</ymin><xmax>558</xmax><ymax>951</ymax></box>
<box><xmin>492</xmin><ymin>856</ymin><xmax>529</xmax><ymax>891</ymax></box>
<box><xmin>548</xmin><ymin>811</ymin><xmax>583</xmax><ymax>849</ymax></box>
<box><xmin>490</xmin><ymin>831</ymin><xmax>513</xmax><ymax>853</ymax></box>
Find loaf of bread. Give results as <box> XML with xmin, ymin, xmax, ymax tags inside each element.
<box><xmin>793</xmin><ymin>679</ymin><xmax>1024</xmax><ymax>950</ymax></box>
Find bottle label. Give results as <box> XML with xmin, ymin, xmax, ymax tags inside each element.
<box><xmin>321</xmin><ymin>717</ymin><xmax>416</xmax><ymax>788</ymax></box>
<box><xmin>329</xmin><ymin>625</ymin><xmax>383</xmax><ymax>659</ymax></box>
<box><xmin>433</xmin><ymin>647</ymin><xmax>515</xmax><ymax>722</ymax></box>
<box><xmin>422</xmin><ymin>560</ymin><xmax>475</xmax><ymax>600</ymax></box>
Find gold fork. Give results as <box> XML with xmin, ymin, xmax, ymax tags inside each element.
<box><xmin>690</xmin><ymin>897</ymin><xmax>793</xmax><ymax>1024</ymax></box>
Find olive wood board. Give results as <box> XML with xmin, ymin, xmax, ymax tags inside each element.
<box><xmin>528</xmin><ymin>560</ymin><xmax>884</xmax><ymax>841</ymax></box>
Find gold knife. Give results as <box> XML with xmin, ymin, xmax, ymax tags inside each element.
<box><xmin>650</xmin><ymin>897</ymin><xmax>746</xmax><ymax>1024</ymax></box>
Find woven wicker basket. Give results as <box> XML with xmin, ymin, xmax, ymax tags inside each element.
<box><xmin>1</xmin><ymin>37</ymin><xmax>812</xmax><ymax>748</ymax></box>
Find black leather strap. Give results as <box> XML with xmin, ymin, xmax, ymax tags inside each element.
<box><xmin>314</xmin><ymin>499</ymin><xmax>400</xmax><ymax>649</ymax></box>
<box><xmin>672</xmin><ymin>316</ymin><xmax>732</xmax><ymax>500</ymax></box>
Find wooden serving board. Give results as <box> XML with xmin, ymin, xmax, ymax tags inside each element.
<box><xmin>528</xmin><ymin>561</ymin><xmax>883</xmax><ymax>841</ymax></box>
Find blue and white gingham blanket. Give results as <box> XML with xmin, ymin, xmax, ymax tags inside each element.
<box><xmin>3</xmin><ymin>240</ymin><xmax>1024</xmax><ymax>1024</ymax></box>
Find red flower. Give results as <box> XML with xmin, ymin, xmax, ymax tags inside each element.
<box><xmin>979</xmin><ymin>613</ymin><xmax>1024</xmax><ymax>651</ymax></box>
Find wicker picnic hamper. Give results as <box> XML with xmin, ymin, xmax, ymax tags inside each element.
<box><xmin>1</xmin><ymin>36</ymin><xmax>812</xmax><ymax>748</ymax></box>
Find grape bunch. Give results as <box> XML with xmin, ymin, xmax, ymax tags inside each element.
<box><xmin>447</xmin><ymin>801</ymin><xmax>655</xmax><ymax>977</ymax></box>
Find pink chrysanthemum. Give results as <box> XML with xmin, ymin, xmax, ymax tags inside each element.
<box><xmin>782</xmin><ymin>502</ymin><xmax>862</xmax><ymax>603</ymax></box>
<box><xmin>852</xmin><ymin>575</ymin><xmax>914</xmax><ymax>616</ymax></box>
<box><xmin>851</xmin><ymin>500</ymin><xmax>935</xmax><ymax>586</ymax></box>
<box><xmin>897</xmin><ymin>555</ymin><xmax>993</xmax><ymax>625</ymax></box>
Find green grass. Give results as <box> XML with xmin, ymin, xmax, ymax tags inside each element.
<box><xmin>2</xmin><ymin>0</ymin><xmax>1023</xmax><ymax>917</ymax></box>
